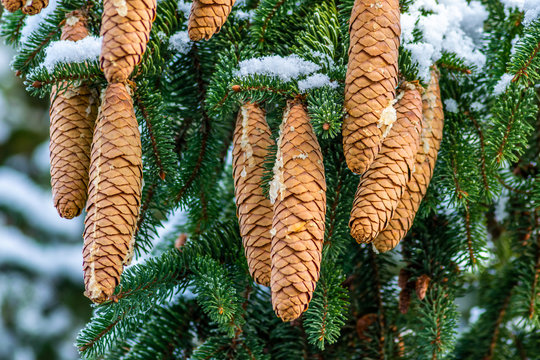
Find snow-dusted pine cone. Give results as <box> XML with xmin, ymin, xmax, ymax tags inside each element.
<box><xmin>100</xmin><ymin>0</ymin><xmax>156</xmax><ymax>83</ymax></box>
<box><xmin>188</xmin><ymin>0</ymin><xmax>235</xmax><ymax>41</ymax></box>
<box><xmin>2</xmin><ymin>0</ymin><xmax>24</xmax><ymax>12</ymax></box>
<box><xmin>373</xmin><ymin>69</ymin><xmax>444</xmax><ymax>252</ymax></box>
<box><xmin>350</xmin><ymin>83</ymin><xmax>422</xmax><ymax>244</ymax></box>
<box><xmin>270</xmin><ymin>100</ymin><xmax>326</xmax><ymax>322</ymax></box>
<box><xmin>49</xmin><ymin>11</ymin><xmax>97</xmax><ymax>219</ymax></box>
<box><xmin>83</xmin><ymin>83</ymin><xmax>143</xmax><ymax>303</ymax></box>
<box><xmin>232</xmin><ymin>102</ymin><xmax>274</xmax><ymax>286</ymax></box>
<box><xmin>22</xmin><ymin>0</ymin><xmax>48</xmax><ymax>14</ymax></box>
<box><xmin>343</xmin><ymin>0</ymin><xmax>400</xmax><ymax>175</ymax></box>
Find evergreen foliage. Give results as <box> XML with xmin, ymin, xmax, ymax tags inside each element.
<box><xmin>1</xmin><ymin>0</ymin><xmax>539</xmax><ymax>358</ymax></box>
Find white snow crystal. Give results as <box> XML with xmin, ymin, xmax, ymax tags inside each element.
<box><xmin>493</xmin><ymin>73</ymin><xmax>514</xmax><ymax>95</ymax></box>
<box><xmin>42</xmin><ymin>36</ymin><xmax>102</xmax><ymax>72</ymax></box>
<box><xmin>169</xmin><ymin>31</ymin><xmax>192</xmax><ymax>54</ymax></box>
<box><xmin>297</xmin><ymin>74</ymin><xmax>337</xmax><ymax>92</ymax></box>
<box><xmin>177</xmin><ymin>0</ymin><xmax>191</xmax><ymax>18</ymax></box>
<box><xmin>444</xmin><ymin>98</ymin><xmax>459</xmax><ymax>113</ymax></box>
<box><xmin>236</xmin><ymin>55</ymin><xmax>320</xmax><ymax>82</ymax></box>
<box><xmin>20</xmin><ymin>0</ymin><xmax>59</xmax><ymax>44</ymax></box>
<box><xmin>501</xmin><ymin>0</ymin><xmax>540</xmax><ymax>24</ymax></box>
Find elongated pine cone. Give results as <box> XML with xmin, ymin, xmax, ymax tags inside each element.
<box><xmin>83</xmin><ymin>83</ymin><xmax>143</xmax><ymax>303</ymax></box>
<box><xmin>2</xmin><ymin>0</ymin><xmax>23</xmax><ymax>12</ymax></box>
<box><xmin>350</xmin><ymin>83</ymin><xmax>422</xmax><ymax>244</ymax></box>
<box><xmin>343</xmin><ymin>0</ymin><xmax>400</xmax><ymax>175</ymax></box>
<box><xmin>270</xmin><ymin>101</ymin><xmax>326</xmax><ymax>322</ymax></box>
<box><xmin>188</xmin><ymin>0</ymin><xmax>235</xmax><ymax>41</ymax></box>
<box><xmin>49</xmin><ymin>12</ymin><xmax>97</xmax><ymax>219</ymax></box>
<box><xmin>100</xmin><ymin>0</ymin><xmax>157</xmax><ymax>83</ymax></box>
<box><xmin>22</xmin><ymin>0</ymin><xmax>48</xmax><ymax>14</ymax></box>
<box><xmin>232</xmin><ymin>103</ymin><xmax>274</xmax><ymax>286</ymax></box>
<box><xmin>373</xmin><ymin>69</ymin><xmax>444</xmax><ymax>252</ymax></box>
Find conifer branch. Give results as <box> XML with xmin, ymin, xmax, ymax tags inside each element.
<box><xmin>466</xmin><ymin>111</ymin><xmax>490</xmax><ymax>193</ymax></box>
<box><xmin>495</xmin><ymin>91</ymin><xmax>525</xmax><ymax>165</ymax></box>
<box><xmin>464</xmin><ymin>203</ymin><xmax>476</xmax><ymax>266</ymax></box>
<box><xmin>512</xmin><ymin>41</ymin><xmax>540</xmax><ymax>85</ymax></box>
<box><xmin>485</xmin><ymin>289</ymin><xmax>514</xmax><ymax>360</ymax></box>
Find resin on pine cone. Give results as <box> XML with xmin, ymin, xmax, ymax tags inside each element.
<box><xmin>373</xmin><ymin>69</ymin><xmax>444</xmax><ymax>252</ymax></box>
<box><xmin>49</xmin><ymin>11</ymin><xmax>97</xmax><ymax>219</ymax></box>
<box><xmin>350</xmin><ymin>83</ymin><xmax>422</xmax><ymax>244</ymax></box>
<box><xmin>1</xmin><ymin>0</ymin><xmax>24</xmax><ymax>12</ymax></box>
<box><xmin>232</xmin><ymin>102</ymin><xmax>274</xmax><ymax>286</ymax></box>
<box><xmin>100</xmin><ymin>0</ymin><xmax>157</xmax><ymax>83</ymax></box>
<box><xmin>188</xmin><ymin>0</ymin><xmax>236</xmax><ymax>41</ymax></box>
<box><xmin>343</xmin><ymin>0</ymin><xmax>400</xmax><ymax>175</ymax></box>
<box><xmin>22</xmin><ymin>0</ymin><xmax>48</xmax><ymax>15</ymax></box>
<box><xmin>270</xmin><ymin>101</ymin><xmax>326</xmax><ymax>322</ymax></box>
<box><xmin>83</xmin><ymin>83</ymin><xmax>143</xmax><ymax>303</ymax></box>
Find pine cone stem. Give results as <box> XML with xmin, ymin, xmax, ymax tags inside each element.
<box><xmin>232</xmin><ymin>102</ymin><xmax>274</xmax><ymax>286</ymax></box>
<box><xmin>270</xmin><ymin>101</ymin><xmax>326</xmax><ymax>322</ymax></box>
<box><xmin>83</xmin><ymin>83</ymin><xmax>143</xmax><ymax>303</ymax></box>
<box><xmin>343</xmin><ymin>0</ymin><xmax>400</xmax><ymax>175</ymax></box>
<box><xmin>350</xmin><ymin>83</ymin><xmax>422</xmax><ymax>244</ymax></box>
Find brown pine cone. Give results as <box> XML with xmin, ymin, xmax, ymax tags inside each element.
<box><xmin>22</xmin><ymin>0</ymin><xmax>48</xmax><ymax>15</ymax></box>
<box><xmin>188</xmin><ymin>0</ymin><xmax>235</xmax><ymax>41</ymax></box>
<box><xmin>372</xmin><ymin>69</ymin><xmax>444</xmax><ymax>252</ymax></box>
<box><xmin>61</xmin><ymin>10</ymin><xmax>89</xmax><ymax>41</ymax></box>
<box><xmin>100</xmin><ymin>0</ymin><xmax>156</xmax><ymax>83</ymax></box>
<box><xmin>2</xmin><ymin>0</ymin><xmax>24</xmax><ymax>12</ymax></box>
<box><xmin>350</xmin><ymin>83</ymin><xmax>422</xmax><ymax>244</ymax></box>
<box><xmin>49</xmin><ymin>12</ymin><xmax>97</xmax><ymax>219</ymax></box>
<box><xmin>232</xmin><ymin>102</ymin><xmax>274</xmax><ymax>286</ymax></box>
<box><xmin>343</xmin><ymin>0</ymin><xmax>400</xmax><ymax>175</ymax></box>
<box><xmin>83</xmin><ymin>83</ymin><xmax>143</xmax><ymax>303</ymax></box>
<box><xmin>270</xmin><ymin>101</ymin><xmax>326</xmax><ymax>322</ymax></box>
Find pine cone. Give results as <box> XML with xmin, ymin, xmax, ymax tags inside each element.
<box><xmin>372</xmin><ymin>69</ymin><xmax>444</xmax><ymax>252</ymax></box>
<box><xmin>270</xmin><ymin>101</ymin><xmax>326</xmax><ymax>322</ymax></box>
<box><xmin>2</xmin><ymin>0</ymin><xmax>23</xmax><ymax>12</ymax></box>
<box><xmin>232</xmin><ymin>103</ymin><xmax>274</xmax><ymax>286</ymax></box>
<box><xmin>61</xmin><ymin>11</ymin><xmax>89</xmax><ymax>41</ymax></box>
<box><xmin>22</xmin><ymin>0</ymin><xmax>48</xmax><ymax>15</ymax></box>
<box><xmin>49</xmin><ymin>12</ymin><xmax>97</xmax><ymax>219</ymax></box>
<box><xmin>83</xmin><ymin>83</ymin><xmax>143</xmax><ymax>303</ymax></box>
<box><xmin>100</xmin><ymin>0</ymin><xmax>156</xmax><ymax>83</ymax></box>
<box><xmin>343</xmin><ymin>0</ymin><xmax>400</xmax><ymax>175</ymax></box>
<box><xmin>188</xmin><ymin>0</ymin><xmax>235</xmax><ymax>41</ymax></box>
<box><xmin>350</xmin><ymin>83</ymin><xmax>421</xmax><ymax>244</ymax></box>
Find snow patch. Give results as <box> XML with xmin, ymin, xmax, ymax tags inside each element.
<box><xmin>493</xmin><ymin>73</ymin><xmax>514</xmax><ymax>95</ymax></box>
<box><xmin>169</xmin><ymin>31</ymin><xmax>192</xmax><ymax>54</ymax></box>
<box><xmin>297</xmin><ymin>73</ymin><xmax>338</xmax><ymax>92</ymax></box>
<box><xmin>177</xmin><ymin>0</ymin><xmax>191</xmax><ymax>17</ymax></box>
<box><xmin>444</xmin><ymin>98</ymin><xmax>459</xmax><ymax>113</ymax></box>
<box><xmin>41</xmin><ymin>36</ymin><xmax>102</xmax><ymax>72</ymax></box>
<box><xmin>236</xmin><ymin>55</ymin><xmax>320</xmax><ymax>82</ymax></box>
<box><xmin>500</xmin><ymin>0</ymin><xmax>540</xmax><ymax>24</ymax></box>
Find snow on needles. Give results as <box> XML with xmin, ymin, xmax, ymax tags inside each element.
<box><xmin>19</xmin><ymin>0</ymin><xmax>59</xmax><ymax>44</ymax></box>
<box><xmin>401</xmin><ymin>0</ymin><xmax>488</xmax><ymax>81</ymax></box>
<box><xmin>493</xmin><ymin>73</ymin><xmax>514</xmax><ymax>95</ymax></box>
<box><xmin>236</xmin><ymin>55</ymin><xmax>320</xmax><ymax>82</ymax></box>
<box><xmin>42</xmin><ymin>36</ymin><xmax>102</xmax><ymax>72</ymax></box>
<box><xmin>169</xmin><ymin>31</ymin><xmax>192</xmax><ymax>54</ymax></box>
<box><xmin>297</xmin><ymin>74</ymin><xmax>337</xmax><ymax>92</ymax></box>
<box><xmin>500</xmin><ymin>0</ymin><xmax>540</xmax><ymax>24</ymax></box>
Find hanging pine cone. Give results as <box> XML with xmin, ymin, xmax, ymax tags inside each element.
<box><xmin>232</xmin><ymin>102</ymin><xmax>274</xmax><ymax>286</ymax></box>
<box><xmin>82</xmin><ymin>83</ymin><xmax>143</xmax><ymax>303</ymax></box>
<box><xmin>372</xmin><ymin>69</ymin><xmax>444</xmax><ymax>252</ymax></box>
<box><xmin>49</xmin><ymin>11</ymin><xmax>97</xmax><ymax>219</ymax></box>
<box><xmin>22</xmin><ymin>0</ymin><xmax>48</xmax><ymax>14</ymax></box>
<box><xmin>270</xmin><ymin>100</ymin><xmax>326</xmax><ymax>322</ymax></box>
<box><xmin>100</xmin><ymin>0</ymin><xmax>157</xmax><ymax>83</ymax></box>
<box><xmin>2</xmin><ymin>0</ymin><xmax>23</xmax><ymax>12</ymax></box>
<box><xmin>350</xmin><ymin>83</ymin><xmax>421</xmax><ymax>244</ymax></box>
<box><xmin>343</xmin><ymin>0</ymin><xmax>400</xmax><ymax>175</ymax></box>
<box><xmin>188</xmin><ymin>0</ymin><xmax>235</xmax><ymax>41</ymax></box>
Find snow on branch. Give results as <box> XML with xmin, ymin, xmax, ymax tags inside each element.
<box><xmin>41</xmin><ymin>36</ymin><xmax>102</xmax><ymax>71</ymax></box>
<box><xmin>236</xmin><ymin>55</ymin><xmax>320</xmax><ymax>82</ymax></box>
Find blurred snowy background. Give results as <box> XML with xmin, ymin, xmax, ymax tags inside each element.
<box><xmin>0</xmin><ymin>42</ymin><xmax>91</xmax><ymax>359</ymax></box>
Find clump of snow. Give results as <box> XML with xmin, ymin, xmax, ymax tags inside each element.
<box><xmin>169</xmin><ymin>31</ymin><xmax>192</xmax><ymax>54</ymax></box>
<box><xmin>500</xmin><ymin>0</ymin><xmax>540</xmax><ymax>24</ymax></box>
<box><xmin>493</xmin><ymin>73</ymin><xmax>514</xmax><ymax>95</ymax></box>
<box><xmin>20</xmin><ymin>0</ymin><xmax>59</xmax><ymax>44</ymax></box>
<box><xmin>444</xmin><ymin>98</ymin><xmax>459</xmax><ymax>113</ymax></box>
<box><xmin>401</xmin><ymin>0</ymin><xmax>487</xmax><ymax>81</ymax></box>
<box><xmin>41</xmin><ymin>36</ymin><xmax>102</xmax><ymax>72</ymax></box>
<box><xmin>177</xmin><ymin>0</ymin><xmax>191</xmax><ymax>18</ymax></box>
<box><xmin>297</xmin><ymin>74</ymin><xmax>337</xmax><ymax>92</ymax></box>
<box><xmin>236</xmin><ymin>55</ymin><xmax>320</xmax><ymax>82</ymax></box>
